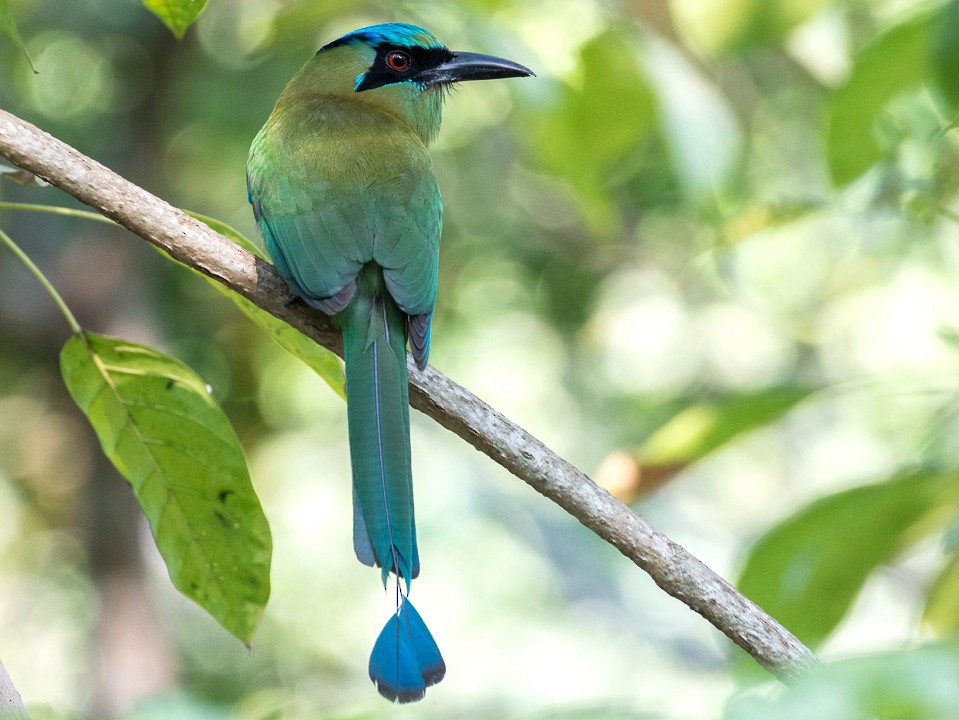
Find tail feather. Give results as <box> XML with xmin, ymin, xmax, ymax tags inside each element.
<box><xmin>352</xmin><ymin>486</ymin><xmax>420</xmax><ymax>578</ymax></box>
<box><xmin>342</xmin><ymin>269</ymin><xmax>419</xmax><ymax>586</ymax></box>
<box><xmin>402</xmin><ymin>595</ymin><xmax>445</xmax><ymax>686</ymax></box>
<box><xmin>408</xmin><ymin>311</ymin><xmax>432</xmax><ymax>370</ymax></box>
<box><xmin>343</xmin><ymin>266</ymin><xmax>439</xmax><ymax>702</ymax></box>
<box><xmin>369</xmin><ymin>597</ymin><xmax>446</xmax><ymax>703</ymax></box>
<box><xmin>351</xmin><ymin>485</ymin><xmax>376</xmax><ymax>568</ymax></box>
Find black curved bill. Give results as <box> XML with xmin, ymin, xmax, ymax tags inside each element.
<box><xmin>415</xmin><ymin>51</ymin><xmax>534</xmax><ymax>86</ymax></box>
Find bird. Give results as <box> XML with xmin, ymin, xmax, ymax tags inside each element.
<box><xmin>246</xmin><ymin>22</ymin><xmax>532</xmax><ymax>702</ymax></box>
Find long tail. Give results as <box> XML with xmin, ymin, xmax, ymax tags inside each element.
<box><xmin>342</xmin><ymin>266</ymin><xmax>419</xmax><ymax>585</ymax></box>
<box><xmin>341</xmin><ymin>264</ymin><xmax>444</xmax><ymax>701</ymax></box>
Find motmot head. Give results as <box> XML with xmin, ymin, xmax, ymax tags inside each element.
<box><xmin>325</xmin><ymin>23</ymin><xmax>533</xmax><ymax>92</ymax></box>
<box><xmin>309</xmin><ymin>22</ymin><xmax>533</xmax><ymax>142</ymax></box>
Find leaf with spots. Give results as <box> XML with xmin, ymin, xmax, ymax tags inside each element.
<box><xmin>60</xmin><ymin>331</ymin><xmax>271</xmax><ymax>644</ymax></box>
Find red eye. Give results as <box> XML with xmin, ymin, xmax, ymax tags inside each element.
<box><xmin>386</xmin><ymin>51</ymin><xmax>411</xmax><ymax>72</ymax></box>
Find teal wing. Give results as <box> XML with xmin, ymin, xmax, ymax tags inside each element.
<box><xmin>247</xmin><ymin>156</ymin><xmax>441</xmax><ymax>351</ymax></box>
<box><xmin>373</xmin><ymin>169</ymin><xmax>441</xmax><ymax>316</ymax></box>
<box><xmin>371</xmin><ymin>170</ymin><xmax>441</xmax><ymax>369</ymax></box>
<box><xmin>247</xmin><ymin>169</ymin><xmax>368</xmax><ymax>313</ymax></box>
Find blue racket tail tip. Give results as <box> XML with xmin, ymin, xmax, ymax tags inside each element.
<box><xmin>369</xmin><ymin>596</ymin><xmax>445</xmax><ymax>703</ymax></box>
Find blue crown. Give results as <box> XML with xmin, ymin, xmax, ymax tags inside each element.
<box><xmin>323</xmin><ymin>22</ymin><xmax>446</xmax><ymax>51</ymax></box>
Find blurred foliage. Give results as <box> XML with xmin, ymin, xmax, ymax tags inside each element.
<box><xmin>4</xmin><ymin>0</ymin><xmax>959</xmax><ymax>718</ymax></box>
<box><xmin>672</xmin><ymin>0</ymin><xmax>832</xmax><ymax>53</ymax></box>
<box><xmin>727</xmin><ymin>641</ymin><xmax>959</xmax><ymax>720</ymax></box>
<box><xmin>639</xmin><ymin>387</ymin><xmax>813</xmax><ymax>466</ymax></box>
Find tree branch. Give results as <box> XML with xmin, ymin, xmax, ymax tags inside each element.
<box><xmin>0</xmin><ymin>657</ymin><xmax>29</xmax><ymax>719</ymax></box>
<box><xmin>0</xmin><ymin>108</ymin><xmax>818</xmax><ymax>680</ymax></box>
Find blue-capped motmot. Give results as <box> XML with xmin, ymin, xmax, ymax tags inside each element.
<box><xmin>247</xmin><ymin>23</ymin><xmax>532</xmax><ymax>702</ymax></box>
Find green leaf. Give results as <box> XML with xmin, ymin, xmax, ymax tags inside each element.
<box><xmin>640</xmin><ymin>387</ymin><xmax>812</xmax><ymax>465</ymax></box>
<box><xmin>0</xmin><ymin>0</ymin><xmax>36</xmax><ymax>72</ymax></box>
<box><xmin>825</xmin><ymin>17</ymin><xmax>933</xmax><ymax>186</ymax></box>
<box><xmin>933</xmin><ymin>0</ymin><xmax>959</xmax><ymax>109</ymax></box>
<box><xmin>60</xmin><ymin>332</ymin><xmax>271</xmax><ymax>644</ymax></box>
<box><xmin>738</xmin><ymin>470</ymin><xmax>959</xmax><ymax>648</ymax></box>
<box><xmin>141</xmin><ymin>0</ymin><xmax>208</xmax><ymax>38</ymax></box>
<box><xmin>185</xmin><ymin>212</ymin><xmax>346</xmax><ymax>400</ymax></box>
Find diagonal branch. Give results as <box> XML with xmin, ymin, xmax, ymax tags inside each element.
<box><xmin>0</xmin><ymin>108</ymin><xmax>818</xmax><ymax>680</ymax></box>
<box><xmin>0</xmin><ymin>656</ymin><xmax>29</xmax><ymax>719</ymax></box>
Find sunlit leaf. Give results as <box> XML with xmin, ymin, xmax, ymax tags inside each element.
<box><xmin>670</xmin><ymin>0</ymin><xmax>830</xmax><ymax>55</ymax></box>
<box><xmin>640</xmin><ymin>387</ymin><xmax>812</xmax><ymax>465</ymax></box>
<box><xmin>0</xmin><ymin>0</ymin><xmax>35</xmax><ymax>72</ymax></box>
<box><xmin>923</xmin><ymin>549</ymin><xmax>959</xmax><ymax>634</ymax></box>
<box><xmin>141</xmin><ymin>0</ymin><xmax>208</xmax><ymax>39</ymax></box>
<box><xmin>186</xmin><ymin>212</ymin><xmax>346</xmax><ymax>400</ymax></box>
<box><xmin>60</xmin><ymin>332</ymin><xmax>271</xmax><ymax>644</ymax></box>
<box><xmin>738</xmin><ymin>470</ymin><xmax>959</xmax><ymax>648</ymax></box>
<box><xmin>727</xmin><ymin>642</ymin><xmax>959</xmax><ymax>720</ymax></box>
<box><xmin>611</xmin><ymin>389</ymin><xmax>814</xmax><ymax>501</ymax></box>
<box><xmin>825</xmin><ymin>17</ymin><xmax>933</xmax><ymax>186</ymax></box>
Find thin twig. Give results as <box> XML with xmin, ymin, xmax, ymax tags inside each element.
<box><xmin>0</xmin><ymin>107</ymin><xmax>818</xmax><ymax>680</ymax></box>
<box><xmin>0</xmin><ymin>227</ymin><xmax>83</xmax><ymax>334</ymax></box>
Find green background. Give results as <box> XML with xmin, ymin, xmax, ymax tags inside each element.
<box><xmin>5</xmin><ymin>0</ymin><xmax>959</xmax><ymax>718</ymax></box>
